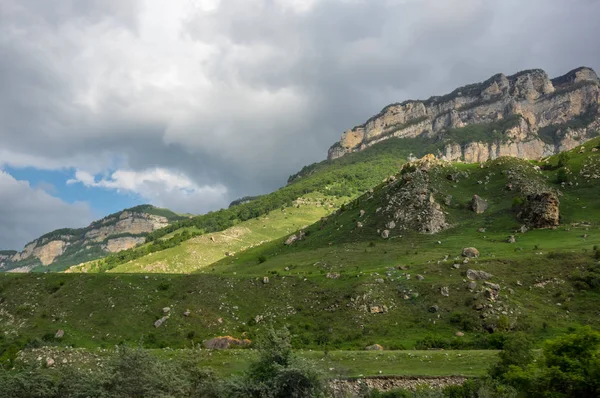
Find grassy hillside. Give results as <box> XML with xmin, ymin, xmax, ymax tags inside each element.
<box><xmin>71</xmin><ymin>193</ymin><xmax>348</xmax><ymax>274</ymax></box>
<box><xmin>1</xmin><ymin>139</ymin><xmax>599</xmax><ymax>364</ymax></box>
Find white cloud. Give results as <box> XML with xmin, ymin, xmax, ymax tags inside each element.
<box><xmin>68</xmin><ymin>167</ymin><xmax>228</xmax><ymax>214</ymax></box>
<box><xmin>1</xmin><ymin>0</ymin><xmax>600</xmax><ymax>217</ymax></box>
<box><xmin>0</xmin><ymin>170</ymin><xmax>93</xmax><ymax>250</ymax></box>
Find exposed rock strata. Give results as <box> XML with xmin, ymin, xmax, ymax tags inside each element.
<box><xmin>328</xmin><ymin>67</ymin><xmax>600</xmax><ymax>162</ymax></box>
<box><xmin>6</xmin><ymin>206</ymin><xmax>172</xmax><ymax>270</ymax></box>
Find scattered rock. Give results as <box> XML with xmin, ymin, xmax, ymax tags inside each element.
<box><xmin>54</xmin><ymin>330</ymin><xmax>64</xmax><ymax>339</ymax></box>
<box><xmin>484</xmin><ymin>282</ymin><xmax>501</xmax><ymax>291</ymax></box>
<box><xmin>444</xmin><ymin>195</ymin><xmax>452</xmax><ymax>206</ymax></box>
<box><xmin>505</xmin><ymin>183</ymin><xmax>513</xmax><ymax>191</ymax></box>
<box><xmin>507</xmin><ymin>235</ymin><xmax>516</xmax><ymax>243</ymax></box>
<box><xmin>366</xmin><ymin>344</ymin><xmax>384</xmax><ymax>351</ymax></box>
<box><xmin>468</xmin><ymin>281</ymin><xmax>477</xmax><ymax>290</ymax></box>
<box><xmin>452</xmin><ymin>264</ymin><xmax>461</xmax><ymax>269</ymax></box>
<box><xmin>356</xmin><ymin>222</ymin><xmax>363</xmax><ymax>228</ymax></box>
<box><xmin>519</xmin><ymin>225</ymin><xmax>528</xmax><ymax>234</ymax></box>
<box><xmin>462</xmin><ymin>247</ymin><xmax>480</xmax><ymax>258</ymax></box>
<box><xmin>381</xmin><ymin>230</ymin><xmax>390</xmax><ymax>239</ymax></box>
<box><xmin>262</xmin><ymin>276</ymin><xmax>269</xmax><ymax>284</ymax></box>
<box><xmin>46</xmin><ymin>358</ymin><xmax>55</xmax><ymax>367</ymax></box>
<box><xmin>471</xmin><ymin>195</ymin><xmax>488</xmax><ymax>214</ymax></box>
<box><xmin>375</xmin><ymin>278</ymin><xmax>385</xmax><ymax>284</ymax></box>
<box><xmin>154</xmin><ymin>316</ymin><xmax>168</xmax><ymax>328</ymax></box>
<box><xmin>162</xmin><ymin>307</ymin><xmax>171</xmax><ymax>313</ymax></box>
<box><xmin>455</xmin><ymin>332</ymin><xmax>465</xmax><ymax>337</ymax></box>
<box><xmin>397</xmin><ymin>265</ymin><xmax>409</xmax><ymax>270</ymax></box>
<box><xmin>440</xmin><ymin>286</ymin><xmax>450</xmax><ymax>297</ymax></box>
<box><xmin>429</xmin><ymin>305</ymin><xmax>439</xmax><ymax>313</ymax></box>
<box><xmin>385</xmin><ymin>221</ymin><xmax>396</xmax><ymax>229</ymax></box>
<box><xmin>326</xmin><ymin>272</ymin><xmax>340</xmax><ymax>279</ymax></box>
<box><xmin>184</xmin><ymin>309</ymin><xmax>191</xmax><ymax>317</ymax></box>
<box><xmin>485</xmin><ymin>288</ymin><xmax>499</xmax><ymax>302</ymax></box>
<box><xmin>369</xmin><ymin>305</ymin><xmax>388</xmax><ymax>314</ymax></box>
<box><xmin>359</xmin><ymin>210</ymin><xmax>365</xmax><ymax>217</ymax></box>
<box><xmin>477</xmin><ymin>228</ymin><xmax>486</xmax><ymax>233</ymax></box>
<box><xmin>416</xmin><ymin>274</ymin><xmax>425</xmax><ymax>280</ymax></box>
<box><xmin>204</xmin><ymin>336</ymin><xmax>251</xmax><ymax>350</ymax></box>
<box><xmin>467</xmin><ymin>269</ymin><xmax>492</xmax><ymax>280</ymax></box>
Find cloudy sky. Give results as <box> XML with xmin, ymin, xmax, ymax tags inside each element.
<box><xmin>1</xmin><ymin>0</ymin><xmax>599</xmax><ymax>250</ymax></box>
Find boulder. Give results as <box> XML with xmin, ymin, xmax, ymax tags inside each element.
<box><xmin>381</xmin><ymin>230</ymin><xmax>390</xmax><ymax>239</ymax></box>
<box><xmin>471</xmin><ymin>195</ymin><xmax>488</xmax><ymax>214</ymax></box>
<box><xmin>518</xmin><ymin>192</ymin><xmax>560</xmax><ymax>228</ymax></box>
<box><xmin>54</xmin><ymin>329</ymin><xmax>64</xmax><ymax>339</ymax></box>
<box><xmin>284</xmin><ymin>234</ymin><xmax>298</xmax><ymax>245</ymax></box>
<box><xmin>204</xmin><ymin>336</ymin><xmax>251</xmax><ymax>350</ymax></box>
<box><xmin>359</xmin><ymin>210</ymin><xmax>365</xmax><ymax>217</ymax></box>
<box><xmin>519</xmin><ymin>225</ymin><xmax>528</xmax><ymax>233</ymax></box>
<box><xmin>429</xmin><ymin>305</ymin><xmax>439</xmax><ymax>313</ymax></box>
<box><xmin>162</xmin><ymin>307</ymin><xmax>171</xmax><ymax>313</ymax></box>
<box><xmin>46</xmin><ymin>358</ymin><xmax>55</xmax><ymax>367</ymax></box>
<box><xmin>462</xmin><ymin>247</ymin><xmax>480</xmax><ymax>258</ymax></box>
<box><xmin>507</xmin><ymin>235</ymin><xmax>516</xmax><ymax>243</ymax></box>
<box><xmin>369</xmin><ymin>305</ymin><xmax>388</xmax><ymax>314</ymax></box>
<box><xmin>455</xmin><ymin>332</ymin><xmax>465</xmax><ymax>337</ymax></box>
<box><xmin>184</xmin><ymin>309</ymin><xmax>191</xmax><ymax>317</ymax></box>
<box><xmin>440</xmin><ymin>286</ymin><xmax>450</xmax><ymax>297</ymax></box>
<box><xmin>416</xmin><ymin>274</ymin><xmax>425</xmax><ymax>280</ymax></box>
<box><xmin>467</xmin><ymin>269</ymin><xmax>492</xmax><ymax>280</ymax></box>
<box><xmin>326</xmin><ymin>272</ymin><xmax>340</xmax><ymax>279</ymax></box>
<box><xmin>154</xmin><ymin>316</ymin><xmax>168</xmax><ymax>328</ymax></box>
<box><xmin>366</xmin><ymin>344</ymin><xmax>384</xmax><ymax>351</ymax></box>
<box><xmin>468</xmin><ymin>281</ymin><xmax>477</xmax><ymax>290</ymax></box>
<box><xmin>262</xmin><ymin>276</ymin><xmax>269</xmax><ymax>284</ymax></box>
<box><xmin>385</xmin><ymin>221</ymin><xmax>396</xmax><ymax>229</ymax></box>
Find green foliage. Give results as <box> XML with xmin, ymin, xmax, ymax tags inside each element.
<box><xmin>497</xmin><ymin>327</ymin><xmax>600</xmax><ymax>397</ymax></box>
<box><xmin>225</xmin><ymin>327</ymin><xmax>328</xmax><ymax>398</ymax></box>
<box><xmin>0</xmin><ymin>347</ymin><xmax>221</xmax><ymax>398</ymax></box>
<box><xmin>556</xmin><ymin>167</ymin><xmax>569</xmax><ymax>184</ymax></box>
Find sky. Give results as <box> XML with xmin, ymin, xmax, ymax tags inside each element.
<box><xmin>1</xmin><ymin>0</ymin><xmax>600</xmax><ymax>250</ymax></box>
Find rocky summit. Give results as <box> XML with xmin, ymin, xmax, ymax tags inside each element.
<box><xmin>328</xmin><ymin>67</ymin><xmax>600</xmax><ymax>162</ymax></box>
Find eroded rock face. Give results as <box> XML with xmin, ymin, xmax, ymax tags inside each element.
<box><xmin>103</xmin><ymin>237</ymin><xmax>145</xmax><ymax>253</ymax></box>
<box><xmin>518</xmin><ymin>192</ymin><xmax>560</xmax><ymax>228</ymax></box>
<box><xmin>328</xmin><ymin>67</ymin><xmax>600</xmax><ymax>162</ymax></box>
<box><xmin>8</xmin><ymin>207</ymin><xmax>172</xmax><ymax>270</ymax></box>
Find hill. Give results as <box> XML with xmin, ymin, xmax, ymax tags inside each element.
<box><xmin>0</xmin><ymin>138</ymin><xmax>598</xmax><ymax>357</ymax></box>
<box><xmin>0</xmin><ymin>205</ymin><xmax>183</xmax><ymax>273</ymax></box>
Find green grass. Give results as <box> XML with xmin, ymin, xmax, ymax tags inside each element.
<box><xmin>16</xmin><ymin>347</ymin><xmax>496</xmax><ymax>378</ymax></box>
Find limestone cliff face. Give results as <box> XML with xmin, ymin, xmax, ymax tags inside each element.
<box><xmin>328</xmin><ymin>67</ymin><xmax>600</xmax><ymax>161</ymax></box>
<box><xmin>6</xmin><ymin>206</ymin><xmax>173</xmax><ymax>270</ymax></box>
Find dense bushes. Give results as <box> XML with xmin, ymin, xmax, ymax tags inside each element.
<box><xmin>0</xmin><ymin>328</ymin><xmax>326</xmax><ymax>398</ymax></box>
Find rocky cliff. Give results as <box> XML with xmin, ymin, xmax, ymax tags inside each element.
<box><xmin>1</xmin><ymin>205</ymin><xmax>180</xmax><ymax>272</ymax></box>
<box><xmin>328</xmin><ymin>67</ymin><xmax>600</xmax><ymax>162</ymax></box>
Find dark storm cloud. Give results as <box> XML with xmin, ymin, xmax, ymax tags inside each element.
<box><xmin>1</xmin><ymin>0</ymin><xmax>600</xmax><ymax>246</ymax></box>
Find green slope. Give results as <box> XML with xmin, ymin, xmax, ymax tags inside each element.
<box><xmin>1</xmin><ymin>139</ymin><xmax>599</xmax><ymax>357</ymax></box>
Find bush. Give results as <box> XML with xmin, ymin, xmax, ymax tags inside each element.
<box><xmin>226</xmin><ymin>327</ymin><xmax>328</xmax><ymax>398</ymax></box>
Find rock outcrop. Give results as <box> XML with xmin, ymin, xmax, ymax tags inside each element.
<box><xmin>518</xmin><ymin>192</ymin><xmax>560</xmax><ymax>228</ymax></box>
<box><xmin>380</xmin><ymin>155</ymin><xmax>449</xmax><ymax>235</ymax></box>
<box><xmin>328</xmin><ymin>67</ymin><xmax>600</xmax><ymax>162</ymax></box>
<box><xmin>204</xmin><ymin>336</ymin><xmax>251</xmax><ymax>350</ymax></box>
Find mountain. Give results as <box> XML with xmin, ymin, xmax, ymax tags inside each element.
<box><xmin>0</xmin><ymin>205</ymin><xmax>183</xmax><ymax>273</ymax></box>
<box><xmin>328</xmin><ymin>67</ymin><xmax>600</xmax><ymax>162</ymax></box>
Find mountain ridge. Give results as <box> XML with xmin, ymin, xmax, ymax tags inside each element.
<box><xmin>0</xmin><ymin>204</ymin><xmax>183</xmax><ymax>272</ymax></box>
<box><xmin>328</xmin><ymin>66</ymin><xmax>600</xmax><ymax>162</ymax></box>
